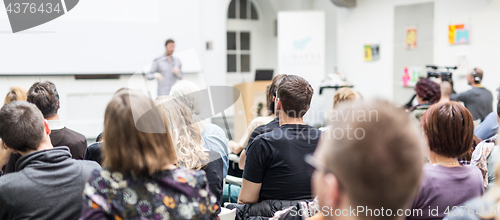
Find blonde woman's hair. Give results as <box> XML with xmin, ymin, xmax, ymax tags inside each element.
<box><xmin>4</xmin><ymin>86</ymin><xmax>27</xmax><ymax>105</ymax></box>
<box><xmin>169</xmin><ymin>80</ymin><xmax>205</xmax><ymax>131</ymax></box>
<box><xmin>102</xmin><ymin>90</ymin><xmax>177</xmax><ymax>177</ymax></box>
<box><xmin>155</xmin><ymin>95</ymin><xmax>208</xmax><ymax>170</ymax></box>
<box><xmin>333</xmin><ymin>88</ymin><xmax>361</xmax><ymax>107</ymax></box>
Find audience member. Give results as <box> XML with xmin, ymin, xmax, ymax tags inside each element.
<box><xmin>3</xmin><ymin>82</ymin><xmax>88</xmax><ymax>174</ymax></box>
<box><xmin>451</xmin><ymin>68</ymin><xmax>493</xmax><ymax>122</ymax></box>
<box><xmin>84</xmin><ymin>133</ymin><xmax>103</xmax><ymax>165</ymax></box>
<box><xmin>155</xmin><ymin>95</ymin><xmax>224</xmax><ymax>207</ymax></box>
<box><xmin>439</xmin><ymin>81</ymin><xmax>453</xmax><ymax>103</ymax></box>
<box><xmin>333</xmin><ymin>87</ymin><xmax>360</xmax><ymax>107</ymax></box>
<box><xmin>308</xmin><ymin>100</ymin><xmax>424</xmax><ymax>220</ymax></box>
<box><xmin>228</xmin><ymin>74</ymin><xmax>285</xmax><ymax>155</ymax></box>
<box><xmin>170</xmin><ymin>80</ymin><xmax>229</xmax><ymax>177</ymax></box>
<box><xmin>3</xmin><ymin>86</ymin><xmax>27</xmax><ymax>105</ymax></box>
<box><xmin>80</xmin><ymin>90</ymin><xmax>219</xmax><ymax>219</ymax></box>
<box><xmin>410</xmin><ymin>78</ymin><xmax>441</xmax><ymax>122</ymax></box>
<box><xmin>409</xmin><ymin>102</ymin><xmax>484</xmax><ymax>220</ymax></box>
<box><xmin>0</xmin><ymin>101</ymin><xmax>100</xmax><ymax>219</ymax></box>
<box><xmin>474</xmin><ymin>112</ymin><xmax>499</xmax><ymax>140</ymax></box>
<box><xmin>238</xmin><ymin>75</ymin><xmax>320</xmax><ymax>204</ymax></box>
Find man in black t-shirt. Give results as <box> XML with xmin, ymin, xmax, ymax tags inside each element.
<box><xmin>451</xmin><ymin>68</ymin><xmax>493</xmax><ymax>121</ymax></box>
<box><xmin>237</xmin><ymin>117</ymin><xmax>280</xmax><ymax>170</ymax></box>
<box><xmin>238</xmin><ymin>75</ymin><xmax>320</xmax><ymax>204</ymax></box>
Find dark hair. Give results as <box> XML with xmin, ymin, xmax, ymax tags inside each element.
<box><xmin>165</xmin><ymin>39</ymin><xmax>175</xmax><ymax>46</ymax></box>
<box><xmin>422</xmin><ymin>102</ymin><xmax>474</xmax><ymax>158</ymax></box>
<box><xmin>27</xmin><ymin>81</ymin><xmax>59</xmax><ymax>118</ymax></box>
<box><xmin>0</xmin><ymin>101</ymin><xmax>45</xmax><ymax>152</ymax></box>
<box><xmin>277</xmin><ymin>75</ymin><xmax>313</xmax><ymax>118</ymax></box>
<box><xmin>415</xmin><ymin>78</ymin><xmax>441</xmax><ymax>104</ymax></box>
<box><xmin>497</xmin><ymin>87</ymin><xmax>500</xmax><ymax>118</ymax></box>
<box><xmin>322</xmin><ymin>100</ymin><xmax>424</xmax><ymax>219</ymax></box>
<box><xmin>266</xmin><ymin>74</ymin><xmax>286</xmax><ymax>115</ymax></box>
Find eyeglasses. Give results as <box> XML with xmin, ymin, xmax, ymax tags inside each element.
<box><xmin>304</xmin><ymin>154</ymin><xmax>344</xmax><ymax>190</ymax></box>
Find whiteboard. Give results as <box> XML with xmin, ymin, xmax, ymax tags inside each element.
<box><xmin>0</xmin><ymin>0</ymin><xmax>203</xmax><ymax>74</ymax></box>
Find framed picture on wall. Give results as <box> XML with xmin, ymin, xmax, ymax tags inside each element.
<box><xmin>449</xmin><ymin>24</ymin><xmax>470</xmax><ymax>44</ymax></box>
<box><xmin>364</xmin><ymin>44</ymin><xmax>380</xmax><ymax>61</ymax></box>
<box><xmin>406</xmin><ymin>27</ymin><xmax>417</xmax><ymax>49</ymax></box>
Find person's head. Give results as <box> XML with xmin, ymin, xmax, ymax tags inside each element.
<box><xmin>102</xmin><ymin>90</ymin><xmax>177</xmax><ymax>177</ymax></box>
<box><xmin>4</xmin><ymin>86</ymin><xmax>28</xmax><ymax>106</ymax></box>
<box><xmin>276</xmin><ymin>75</ymin><xmax>313</xmax><ymax>118</ymax></box>
<box><xmin>421</xmin><ymin>102</ymin><xmax>474</xmax><ymax>158</ymax></box>
<box><xmin>440</xmin><ymin>81</ymin><xmax>453</xmax><ymax>100</ymax></box>
<box><xmin>467</xmin><ymin>68</ymin><xmax>483</xmax><ymax>86</ymax></box>
<box><xmin>333</xmin><ymin>88</ymin><xmax>361</xmax><ymax>107</ymax></box>
<box><xmin>312</xmin><ymin>100</ymin><xmax>424</xmax><ymax>220</ymax></box>
<box><xmin>27</xmin><ymin>81</ymin><xmax>60</xmax><ymax>119</ymax></box>
<box><xmin>154</xmin><ymin>95</ymin><xmax>208</xmax><ymax>170</ymax></box>
<box><xmin>0</xmin><ymin>101</ymin><xmax>50</xmax><ymax>154</ymax></box>
<box><xmin>170</xmin><ymin>80</ymin><xmax>203</xmax><ymax>115</ymax></box>
<box><xmin>165</xmin><ymin>39</ymin><xmax>175</xmax><ymax>56</ymax></box>
<box><xmin>415</xmin><ymin>78</ymin><xmax>441</xmax><ymax>104</ymax></box>
<box><xmin>267</xmin><ymin>74</ymin><xmax>286</xmax><ymax>115</ymax></box>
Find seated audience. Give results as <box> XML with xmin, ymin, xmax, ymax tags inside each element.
<box><xmin>155</xmin><ymin>95</ymin><xmax>224</xmax><ymax>207</ymax></box>
<box><xmin>3</xmin><ymin>86</ymin><xmax>27</xmax><ymax>105</ymax></box>
<box><xmin>0</xmin><ymin>101</ymin><xmax>100</xmax><ymax>219</ymax></box>
<box><xmin>410</xmin><ymin>78</ymin><xmax>441</xmax><ymax>122</ymax></box>
<box><xmin>170</xmin><ymin>80</ymin><xmax>229</xmax><ymax>178</ymax></box>
<box><xmin>238</xmin><ymin>75</ymin><xmax>320</xmax><ymax>204</ymax></box>
<box><xmin>320</xmin><ymin>87</ymin><xmax>362</xmax><ymax>131</ymax></box>
<box><xmin>306</xmin><ymin>100</ymin><xmax>425</xmax><ymax>220</ymax></box>
<box><xmin>474</xmin><ymin>111</ymin><xmax>499</xmax><ymax>140</ymax></box>
<box><xmin>451</xmin><ymin>68</ymin><xmax>493</xmax><ymax>122</ymax></box>
<box><xmin>228</xmin><ymin>74</ymin><xmax>285</xmax><ymax>155</ymax></box>
<box><xmin>409</xmin><ymin>102</ymin><xmax>484</xmax><ymax>220</ymax></box>
<box><xmin>80</xmin><ymin>90</ymin><xmax>219</xmax><ymax>219</ymax></box>
<box><xmin>84</xmin><ymin>133</ymin><xmax>103</xmax><ymax>165</ymax></box>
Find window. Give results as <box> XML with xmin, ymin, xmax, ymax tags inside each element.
<box><xmin>227</xmin><ymin>31</ymin><xmax>251</xmax><ymax>73</ymax></box>
<box><xmin>227</xmin><ymin>0</ymin><xmax>258</xmax><ymax>20</ymax></box>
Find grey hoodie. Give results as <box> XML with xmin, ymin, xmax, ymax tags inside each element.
<box><xmin>0</xmin><ymin>147</ymin><xmax>101</xmax><ymax>220</ymax></box>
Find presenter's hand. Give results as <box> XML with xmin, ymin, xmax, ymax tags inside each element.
<box><xmin>0</xmin><ymin>139</ymin><xmax>12</xmax><ymax>168</ymax></box>
<box><xmin>172</xmin><ymin>66</ymin><xmax>181</xmax><ymax>76</ymax></box>
<box><xmin>153</xmin><ymin>73</ymin><xmax>163</xmax><ymax>81</ymax></box>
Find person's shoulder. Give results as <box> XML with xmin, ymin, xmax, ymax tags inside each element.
<box><xmin>153</xmin><ymin>55</ymin><xmax>166</xmax><ymax>62</ymax></box>
<box><xmin>87</xmin><ymin>142</ymin><xmax>102</xmax><ymax>151</ymax></box>
<box><xmin>75</xmin><ymin>159</ymin><xmax>102</xmax><ymax>172</ymax></box>
<box><xmin>61</xmin><ymin>127</ymin><xmax>86</xmax><ymax>143</ymax></box>
<box><xmin>0</xmin><ymin>172</ymin><xmax>26</xmax><ymax>190</ymax></box>
<box><xmin>173</xmin><ymin>167</ymin><xmax>210</xmax><ymax>188</ymax></box>
<box><xmin>445</xmin><ymin>197</ymin><xmax>487</xmax><ymax>220</ymax></box>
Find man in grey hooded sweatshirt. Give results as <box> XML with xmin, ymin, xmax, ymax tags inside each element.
<box><xmin>0</xmin><ymin>101</ymin><xmax>101</xmax><ymax>220</ymax></box>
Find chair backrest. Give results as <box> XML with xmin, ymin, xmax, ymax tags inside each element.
<box><xmin>219</xmin><ymin>207</ymin><xmax>237</xmax><ymax>220</ymax></box>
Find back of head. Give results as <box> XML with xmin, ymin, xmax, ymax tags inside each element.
<box><xmin>422</xmin><ymin>102</ymin><xmax>474</xmax><ymax>158</ymax></box>
<box><xmin>4</xmin><ymin>86</ymin><xmax>28</xmax><ymax>105</ymax></box>
<box><xmin>333</xmin><ymin>88</ymin><xmax>360</xmax><ymax>107</ymax></box>
<box><xmin>170</xmin><ymin>80</ymin><xmax>202</xmax><ymax>114</ymax></box>
<box><xmin>415</xmin><ymin>78</ymin><xmax>441</xmax><ymax>104</ymax></box>
<box><xmin>277</xmin><ymin>75</ymin><xmax>313</xmax><ymax>118</ymax></box>
<box><xmin>27</xmin><ymin>81</ymin><xmax>59</xmax><ymax>118</ymax></box>
<box><xmin>472</xmin><ymin>68</ymin><xmax>483</xmax><ymax>84</ymax></box>
<box><xmin>319</xmin><ymin>100</ymin><xmax>424</xmax><ymax>216</ymax></box>
<box><xmin>267</xmin><ymin>74</ymin><xmax>286</xmax><ymax>115</ymax></box>
<box><xmin>154</xmin><ymin>95</ymin><xmax>207</xmax><ymax>169</ymax></box>
<box><xmin>0</xmin><ymin>101</ymin><xmax>45</xmax><ymax>152</ymax></box>
<box><xmin>102</xmin><ymin>90</ymin><xmax>177</xmax><ymax>177</ymax></box>
<box><xmin>440</xmin><ymin>81</ymin><xmax>453</xmax><ymax>98</ymax></box>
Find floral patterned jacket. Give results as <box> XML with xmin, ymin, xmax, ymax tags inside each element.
<box><xmin>80</xmin><ymin>167</ymin><xmax>220</xmax><ymax>220</ymax></box>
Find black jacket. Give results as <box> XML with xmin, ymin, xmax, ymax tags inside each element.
<box><xmin>226</xmin><ymin>200</ymin><xmax>310</xmax><ymax>220</ymax></box>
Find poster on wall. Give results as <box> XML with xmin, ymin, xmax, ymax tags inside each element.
<box><xmin>364</xmin><ymin>44</ymin><xmax>380</xmax><ymax>61</ymax></box>
<box><xmin>402</xmin><ymin>66</ymin><xmax>423</xmax><ymax>87</ymax></box>
<box><xmin>406</xmin><ymin>27</ymin><xmax>417</xmax><ymax>49</ymax></box>
<box><xmin>449</xmin><ymin>24</ymin><xmax>470</xmax><ymax>44</ymax></box>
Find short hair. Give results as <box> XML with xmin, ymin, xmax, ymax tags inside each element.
<box><xmin>422</xmin><ymin>102</ymin><xmax>474</xmax><ymax>158</ymax></box>
<box><xmin>102</xmin><ymin>90</ymin><xmax>177</xmax><ymax>177</ymax></box>
<box><xmin>276</xmin><ymin>75</ymin><xmax>313</xmax><ymax>118</ymax></box>
<box><xmin>0</xmin><ymin>101</ymin><xmax>45</xmax><ymax>152</ymax></box>
<box><xmin>415</xmin><ymin>78</ymin><xmax>441</xmax><ymax>104</ymax></box>
<box><xmin>165</xmin><ymin>39</ymin><xmax>175</xmax><ymax>46</ymax></box>
<box><xmin>472</xmin><ymin>68</ymin><xmax>483</xmax><ymax>83</ymax></box>
<box><xmin>320</xmin><ymin>100</ymin><xmax>424</xmax><ymax>220</ymax></box>
<box><xmin>440</xmin><ymin>81</ymin><xmax>453</xmax><ymax>98</ymax></box>
<box><xmin>4</xmin><ymin>86</ymin><xmax>27</xmax><ymax>105</ymax></box>
<box><xmin>27</xmin><ymin>81</ymin><xmax>59</xmax><ymax>118</ymax></box>
<box><xmin>333</xmin><ymin>88</ymin><xmax>359</xmax><ymax>107</ymax></box>
<box><xmin>267</xmin><ymin>74</ymin><xmax>286</xmax><ymax>115</ymax></box>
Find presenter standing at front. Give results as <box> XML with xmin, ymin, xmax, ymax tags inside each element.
<box><xmin>147</xmin><ymin>39</ymin><xmax>183</xmax><ymax>96</ymax></box>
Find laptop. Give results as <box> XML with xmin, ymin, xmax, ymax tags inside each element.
<box><xmin>255</xmin><ymin>70</ymin><xmax>274</xmax><ymax>81</ymax></box>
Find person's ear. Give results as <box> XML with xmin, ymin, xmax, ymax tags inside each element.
<box><xmin>58</xmin><ymin>100</ymin><xmax>60</xmax><ymax>109</ymax></box>
<box><xmin>323</xmin><ymin>173</ymin><xmax>343</xmax><ymax>209</ymax></box>
<box><xmin>276</xmin><ymin>98</ymin><xmax>282</xmax><ymax>111</ymax></box>
<box><xmin>272</xmin><ymin>96</ymin><xmax>276</xmax><ymax>102</ymax></box>
<box><xmin>44</xmin><ymin>120</ymin><xmax>51</xmax><ymax>135</ymax></box>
